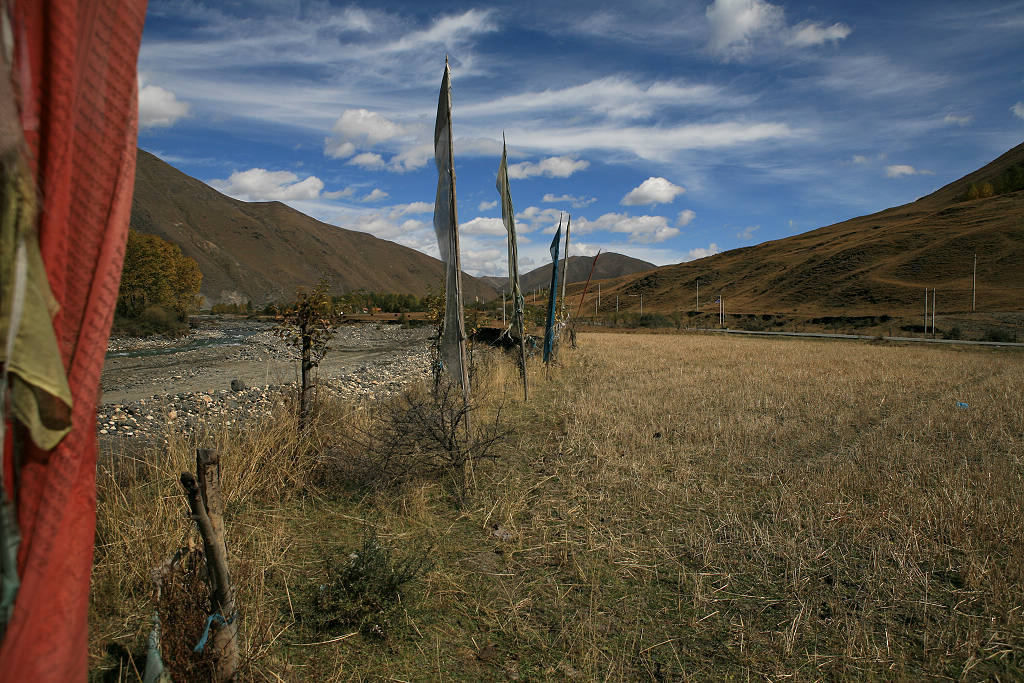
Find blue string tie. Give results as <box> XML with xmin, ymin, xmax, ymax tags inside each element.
<box><xmin>193</xmin><ymin>612</ymin><xmax>235</xmax><ymax>653</ymax></box>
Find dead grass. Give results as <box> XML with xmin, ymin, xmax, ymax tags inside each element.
<box><xmin>90</xmin><ymin>334</ymin><xmax>1024</xmax><ymax>680</ymax></box>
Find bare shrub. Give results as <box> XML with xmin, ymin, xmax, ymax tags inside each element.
<box><xmin>338</xmin><ymin>373</ymin><xmax>509</xmax><ymax>500</ymax></box>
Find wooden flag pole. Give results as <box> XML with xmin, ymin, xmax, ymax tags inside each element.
<box><xmin>560</xmin><ymin>214</ymin><xmax>571</xmax><ymax>319</ymax></box>
<box><xmin>574</xmin><ymin>250</ymin><xmax>602</xmax><ymax>319</ymax></box>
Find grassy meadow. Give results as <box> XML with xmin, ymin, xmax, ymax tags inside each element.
<box><xmin>90</xmin><ymin>333</ymin><xmax>1024</xmax><ymax>681</ymax></box>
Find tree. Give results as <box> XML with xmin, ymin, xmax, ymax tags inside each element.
<box><xmin>275</xmin><ymin>279</ymin><xmax>337</xmax><ymax>432</ymax></box>
<box><xmin>117</xmin><ymin>229</ymin><xmax>202</xmax><ymax>321</ymax></box>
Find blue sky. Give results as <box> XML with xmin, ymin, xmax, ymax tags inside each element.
<box><xmin>137</xmin><ymin>0</ymin><xmax>1024</xmax><ymax>276</ymax></box>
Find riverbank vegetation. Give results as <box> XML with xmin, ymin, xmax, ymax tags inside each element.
<box><xmin>89</xmin><ymin>333</ymin><xmax>1023</xmax><ymax>680</ymax></box>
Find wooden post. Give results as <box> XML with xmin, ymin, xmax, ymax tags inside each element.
<box><xmin>299</xmin><ymin>320</ymin><xmax>312</xmax><ymax>432</ymax></box>
<box><xmin>180</xmin><ymin>449</ymin><xmax>238</xmax><ymax>682</ymax></box>
<box><xmin>972</xmin><ymin>254</ymin><xmax>976</xmax><ymax>312</ymax></box>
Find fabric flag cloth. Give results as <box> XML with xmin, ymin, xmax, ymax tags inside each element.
<box><xmin>543</xmin><ymin>225</ymin><xmax>562</xmax><ymax>364</ymax></box>
<box><xmin>496</xmin><ymin>138</ymin><xmax>528</xmax><ymax>398</ymax></box>
<box><xmin>432</xmin><ymin>60</ymin><xmax>470</xmax><ymax>395</ymax></box>
<box><xmin>0</xmin><ymin>1</ymin><xmax>146</xmax><ymax>679</ymax></box>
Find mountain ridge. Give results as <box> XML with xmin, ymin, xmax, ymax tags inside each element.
<box><xmin>568</xmin><ymin>141</ymin><xmax>1024</xmax><ymax>317</ymax></box>
<box><xmin>130</xmin><ymin>149</ymin><xmax>497</xmax><ymax>305</ymax></box>
<box><xmin>480</xmin><ymin>253</ymin><xmax>656</xmax><ymax>294</ymax></box>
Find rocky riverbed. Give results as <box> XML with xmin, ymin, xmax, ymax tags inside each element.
<box><xmin>99</xmin><ymin>319</ymin><xmax>435</xmax><ymax>441</ymax></box>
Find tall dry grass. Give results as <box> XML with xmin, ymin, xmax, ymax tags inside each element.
<box><xmin>465</xmin><ymin>334</ymin><xmax>1023</xmax><ymax>679</ymax></box>
<box><xmin>89</xmin><ymin>335</ymin><xmax>1024</xmax><ymax>680</ymax></box>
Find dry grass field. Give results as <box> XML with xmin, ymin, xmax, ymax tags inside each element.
<box><xmin>90</xmin><ymin>333</ymin><xmax>1024</xmax><ymax>681</ymax></box>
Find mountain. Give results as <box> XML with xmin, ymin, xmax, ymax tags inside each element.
<box><xmin>575</xmin><ymin>142</ymin><xmax>1024</xmax><ymax>317</ymax></box>
<box><xmin>130</xmin><ymin>149</ymin><xmax>497</xmax><ymax>305</ymax></box>
<box><xmin>481</xmin><ymin>253</ymin><xmax>656</xmax><ymax>294</ymax></box>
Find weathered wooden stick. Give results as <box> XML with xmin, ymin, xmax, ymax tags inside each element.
<box><xmin>181</xmin><ymin>448</ymin><xmax>238</xmax><ymax>682</ymax></box>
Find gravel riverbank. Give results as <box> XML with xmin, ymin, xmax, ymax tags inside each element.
<box><xmin>99</xmin><ymin>320</ymin><xmax>435</xmax><ymax>441</ymax></box>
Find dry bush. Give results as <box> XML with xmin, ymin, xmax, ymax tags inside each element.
<box><xmin>332</xmin><ymin>352</ymin><xmax>512</xmax><ymax>501</ymax></box>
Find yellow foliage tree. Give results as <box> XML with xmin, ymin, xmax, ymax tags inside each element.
<box><xmin>117</xmin><ymin>229</ymin><xmax>202</xmax><ymax>320</ymax></box>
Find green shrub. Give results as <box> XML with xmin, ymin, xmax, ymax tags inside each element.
<box><xmin>305</xmin><ymin>531</ymin><xmax>431</xmax><ymax>639</ymax></box>
<box><xmin>984</xmin><ymin>328</ymin><xmax>1016</xmax><ymax>343</ymax></box>
<box><xmin>112</xmin><ymin>305</ymin><xmax>189</xmax><ymax>337</ymax></box>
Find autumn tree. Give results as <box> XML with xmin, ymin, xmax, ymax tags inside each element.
<box><xmin>117</xmin><ymin>229</ymin><xmax>202</xmax><ymax>321</ymax></box>
<box><xmin>275</xmin><ymin>279</ymin><xmax>337</xmax><ymax>432</ymax></box>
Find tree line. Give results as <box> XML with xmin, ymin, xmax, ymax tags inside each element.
<box><xmin>960</xmin><ymin>162</ymin><xmax>1024</xmax><ymax>201</ymax></box>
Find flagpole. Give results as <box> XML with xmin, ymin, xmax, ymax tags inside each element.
<box><xmin>560</xmin><ymin>214</ymin><xmax>571</xmax><ymax>319</ymax></box>
<box><xmin>574</xmin><ymin>250</ymin><xmax>602</xmax><ymax>319</ymax></box>
<box><xmin>497</xmin><ymin>134</ymin><xmax>529</xmax><ymax>400</ymax></box>
<box><xmin>544</xmin><ymin>218</ymin><xmax>562</xmax><ymax>367</ymax></box>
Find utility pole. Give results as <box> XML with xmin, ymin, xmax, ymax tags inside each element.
<box><xmin>932</xmin><ymin>289</ymin><xmax>936</xmax><ymax>338</ymax></box>
<box><xmin>972</xmin><ymin>253</ymin><xmax>977</xmax><ymax>312</ymax></box>
<box><xmin>640</xmin><ymin>293</ymin><xmax>643</xmax><ymax>317</ymax></box>
<box><xmin>616</xmin><ymin>295</ymin><xmax>619</xmax><ymax>313</ymax></box>
<box><xmin>924</xmin><ymin>288</ymin><xmax>928</xmax><ymax>338</ymax></box>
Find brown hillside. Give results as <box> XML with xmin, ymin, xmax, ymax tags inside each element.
<box><xmin>481</xmin><ymin>253</ymin><xmax>655</xmax><ymax>294</ymax></box>
<box><xmin>130</xmin><ymin>149</ymin><xmax>497</xmax><ymax>305</ymax></box>
<box><xmin>576</xmin><ymin>141</ymin><xmax>1024</xmax><ymax>317</ymax></box>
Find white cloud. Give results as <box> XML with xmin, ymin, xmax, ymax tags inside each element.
<box><xmin>138</xmin><ymin>80</ymin><xmax>189</xmax><ymax>128</ymax></box>
<box><xmin>542</xmin><ymin>193</ymin><xmax>596</xmax><ymax>208</ymax></box>
<box><xmin>504</xmin><ymin>120</ymin><xmax>796</xmax><ymax>160</ymax></box>
<box><xmin>1012</xmin><ymin>102</ymin><xmax>1024</xmax><ymax>120</ymax></box>
<box><xmin>507</xmin><ymin>156</ymin><xmax>589</xmax><ymax>179</ymax></box>
<box><xmin>388</xmin><ymin>201</ymin><xmax>433</xmax><ymax>217</ymax></box>
<box><xmin>347</xmin><ymin>152</ymin><xmax>388</xmax><ymax>170</ymax></box>
<box><xmin>478</xmin><ymin>200</ymin><xmax>498</xmax><ymax>211</ymax></box>
<box><xmin>387</xmin><ymin>143</ymin><xmax>434</xmax><ymax>173</ymax></box>
<box><xmin>622</xmin><ymin>177</ymin><xmax>686</xmax><ymax>206</ymax></box>
<box><xmin>943</xmin><ymin>113</ymin><xmax>973</xmax><ymax>126</ymax></box>
<box><xmin>208</xmin><ymin>168</ymin><xmax>324</xmax><ymax>201</ymax></box>
<box><xmin>323</xmin><ymin>187</ymin><xmax>355</xmax><ymax>199</ymax></box>
<box><xmin>677</xmin><ymin>209</ymin><xmax>696</xmax><ymax>227</ymax></box>
<box><xmin>786</xmin><ymin>21</ymin><xmax>852</xmax><ymax>47</ymax></box>
<box><xmin>573</xmin><ymin>212</ymin><xmax>679</xmax><ymax>244</ymax></box>
<box><xmin>326</xmin><ymin>141</ymin><xmax>356</xmax><ymax>159</ymax></box>
<box><xmin>460</xmin><ymin>217</ymin><xmax>508</xmax><ymax>236</ymax></box>
<box><xmin>361</xmin><ymin>188</ymin><xmax>389</xmax><ymax>202</ymax></box>
<box><xmin>460</xmin><ymin>76</ymin><xmax>750</xmax><ymax>121</ymax></box>
<box><xmin>515</xmin><ymin>206</ymin><xmax>564</xmax><ymax>233</ymax></box>
<box><xmin>885</xmin><ymin>164</ymin><xmax>934</xmax><ymax>178</ymax></box>
<box><xmin>706</xmin><ymin>0</ymin><xmax>849</xmax><ymax>58</ymax></box>
<box><xmin>325</xmin><ymin>109</ymin><xmax>407</xmax><ymax>159</ymax></box>
<box><xmin>818</xmin><ymin>55</ymin><xmax>948</xmax><ymax>98</ymax></box>
<box><xmin>706</xmin><ymin>0</ymin><xmax>784</xmax><ymax>58</ymax></box>
<box><xmin>382</xmin><ymin>8</ymin><xmax>496</xmax><ymax>55</ymax></box>
<box><xmin>736</xmin><ymin>225</ymin><xmax>760</xmax><ymax>241</ymax></box>
<box><xmin>851</xmin><ymin>154</ymin><xmax>869</xmax><ymax>164</ymax></box>
<box><xmin>685</xmin><ymin>243</ymin><xmax>721</xmax><ymax>261</ymax></box>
